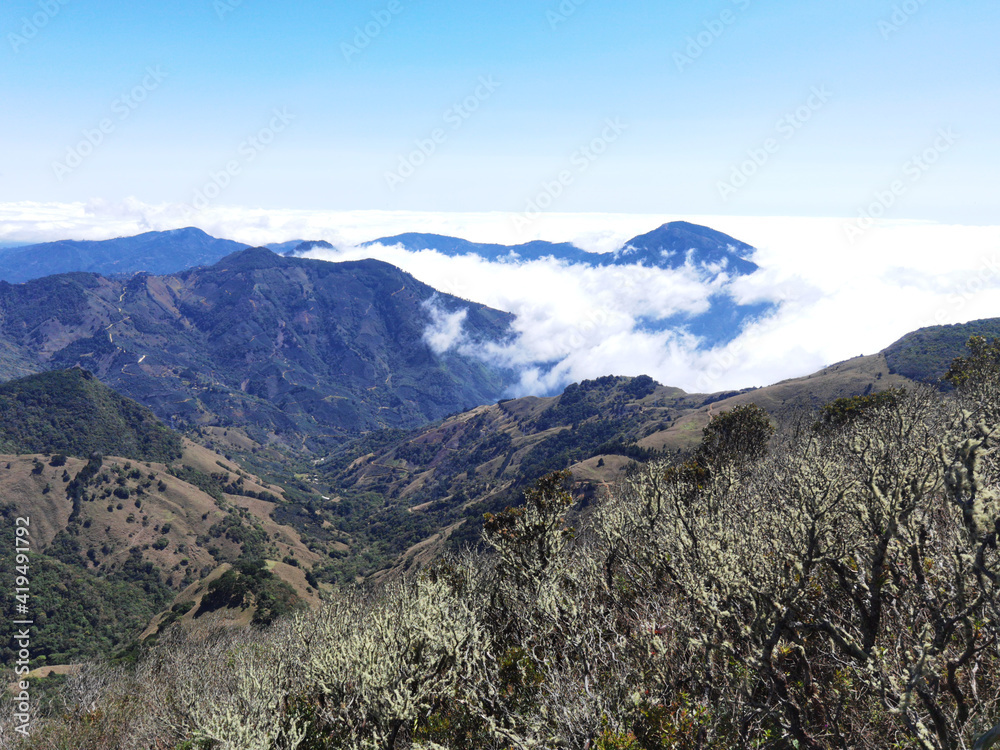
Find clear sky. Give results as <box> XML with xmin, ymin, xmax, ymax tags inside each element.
<box><xmin>2</xmin><ymin>0</ymin><xmax>998</xmax><ymax>223</ymax></box>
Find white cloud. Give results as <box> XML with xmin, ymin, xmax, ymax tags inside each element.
<box><xmin>422</xmin><ymin>296</ymin><xmax>469</xmax><ymax>354</ymax></box>
<box><xmin>302</xmin><ymin>241</ymin><xmax>737</xmax><ymax>392</ymax></box>
<box><xmin>3</xmin><ymin>200</ymin><xmax>1000</xmax><ymax>398</ymax></box>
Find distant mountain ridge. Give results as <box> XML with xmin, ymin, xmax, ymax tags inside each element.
<box><xmin>361</xmin><ymin>220</ymin><xmax>759</xmax><ymax>277</ymax></box>
<box><xmin>354</xmin><ymin>221</ymin><xmax>766</xmax><ymax>346</ymax></box>
<box><xmin>4</xmin><ymin>221</ymin><xmax>758</xmax><ymax>287</ymax></box>
<box><xmin>359</xmin><ymin>233</ymin><xmax>597</xmax><ymax>264</ymax></box>
<box><xmin>0</xmin><ymin>227</ymin><xmax>249</xmax><ymax>283</ymax></box>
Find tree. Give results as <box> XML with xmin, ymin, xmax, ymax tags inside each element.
<box><xmin>815</xmin><ymin>388</ymin><xmax>905</xmax><ymax>431</ymax></box>
<box><xmin>482</xmin><ymin>470</ymin><xmax>575</xmax><ymax>586</ymax></box>
<box><xmin>696</xmin><ymin>402</ymin><xmax>774</xmax><ymax>467</ymax></box>
<box><xmin>946</xmin><ymin>335</ymin><xmax>1000</xmax><ymax>424</ymax></box>
<box><xmin>945</xmin><ymin>335</ymin><xmax>1000</xmax><ymax>389</ymax></box>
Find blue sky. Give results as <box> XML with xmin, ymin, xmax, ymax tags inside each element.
<box><xmin>2</xmin><ymin>0</ymin><xmax>997</xmax><ymax>222</ymax></box>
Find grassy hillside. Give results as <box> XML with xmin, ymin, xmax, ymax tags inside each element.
<box><xmin>0</xmin><ymin>439</ymin><xmax>324</xmax><ymax>666</ymax></box>
<box><xmin>0</xmin><ymin>502</ymin><xmax>173</xmax><ymax>665</ymax></box>
<box><xmin>0</xmin><ymin>368</ymin><xmax>182</xmax><ymax>461</ymax></box>
<box><xmin>0</xmin><ymin>372</ymin><xmax>323</xmax><ymax>667</ymax></box>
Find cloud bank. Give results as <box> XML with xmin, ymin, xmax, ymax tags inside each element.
<box><xmin>2</xmin><ymin>199</ymin><xmax>1000</xmax><ymax>397</ymax></box>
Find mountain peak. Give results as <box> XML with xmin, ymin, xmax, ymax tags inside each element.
<box><xmin>615</xmin><ymin>222</ymin><xmax>758</xmax><ymax>275</ymax></box>
<box><xmin>114</xmin><ymin>227</ymin><xmax>213</xmax><ymax>245</ymax></box>
<box><xmin>165</xmin><ymin>226</ymin><xmax>211</xmax><ymax>237</ymax></box>
<box><xmin>215</xmin><ymin>246</ymin><xmax>285</xmax><ymax>270</ymax></box>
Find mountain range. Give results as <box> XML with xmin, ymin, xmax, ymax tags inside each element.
<box><xmin>0</xmin><ymin>227</ymin><xmax>249</xmax><ymax>284</ymax></box>
<box><xmin>1</xmin><ymin>220</ymin><xmax>773</xmax><ymax>369</ymax></box>
<box><xmin>6</xmin><ymin>221</ymin><xmax>759</xmax><ymax>280</ymax></box>
<box><xmin>358</xmin><ymin>221</ymin><xmax>758</xmax><ymax>276</ymax></box>
<box><xmin>0</xmin><ymin>247</ymin><xmax>514</xmax><ymax>448</ymax></box>
<box><xmin>3</xmin><ymin>220</ymin><xmax>999</xmax><ymax>656</ymax></box>
<box><xmin>0</xmin><ymin>258</ymin><xmax>995</xmax><ymax>665</ymax></box>
<box><xmin>5</xmin><ymin>271</ymin><xmax>994</xmax><ymax>750</ymax></box>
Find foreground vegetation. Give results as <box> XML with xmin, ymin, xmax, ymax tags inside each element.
<box><xmin>6</xmin><ymin>340</ymin><xmax>1000</xmax><ymax>749</ymax></box>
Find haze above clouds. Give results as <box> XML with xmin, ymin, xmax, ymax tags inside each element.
<box><xmin>3</xmin><ymin>200</ymin><xmax>999</xmax><ymax>396</ymax></box>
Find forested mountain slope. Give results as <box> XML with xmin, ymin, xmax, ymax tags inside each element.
<box><xmin>0</xmin><ymin>248</ymin><xmax>515</xmax><ymax>448</ymax></box>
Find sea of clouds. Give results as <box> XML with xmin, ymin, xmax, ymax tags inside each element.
<box><xmin>2</xmin><ymin>198</ymin><xmax>999</xmax><ymax>396</ymax></box>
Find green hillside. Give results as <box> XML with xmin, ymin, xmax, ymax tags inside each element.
<box><xmin>883</xmin><ymin>317</ymin><xmax>1000</xmax><ymax>383</ymax></box>
<box><xmin>0</xmin><ymin>503</ymin><xmax>172</xmax><ymax>665</ymax></box>
<box><xmin>0</xmin><ymin>371</ymin><xmax>323</xmax><ymax>667</ymax></box>
<box><xmin>0</xmin><ymin>368</ymin><xmax>182</xmax><ymax>461</ymax></box>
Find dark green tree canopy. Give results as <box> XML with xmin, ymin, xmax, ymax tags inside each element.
<box><xmin>696</xmin><ymin>402</ymin><xmax>774</xmax><ymax>466</ymax></box>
